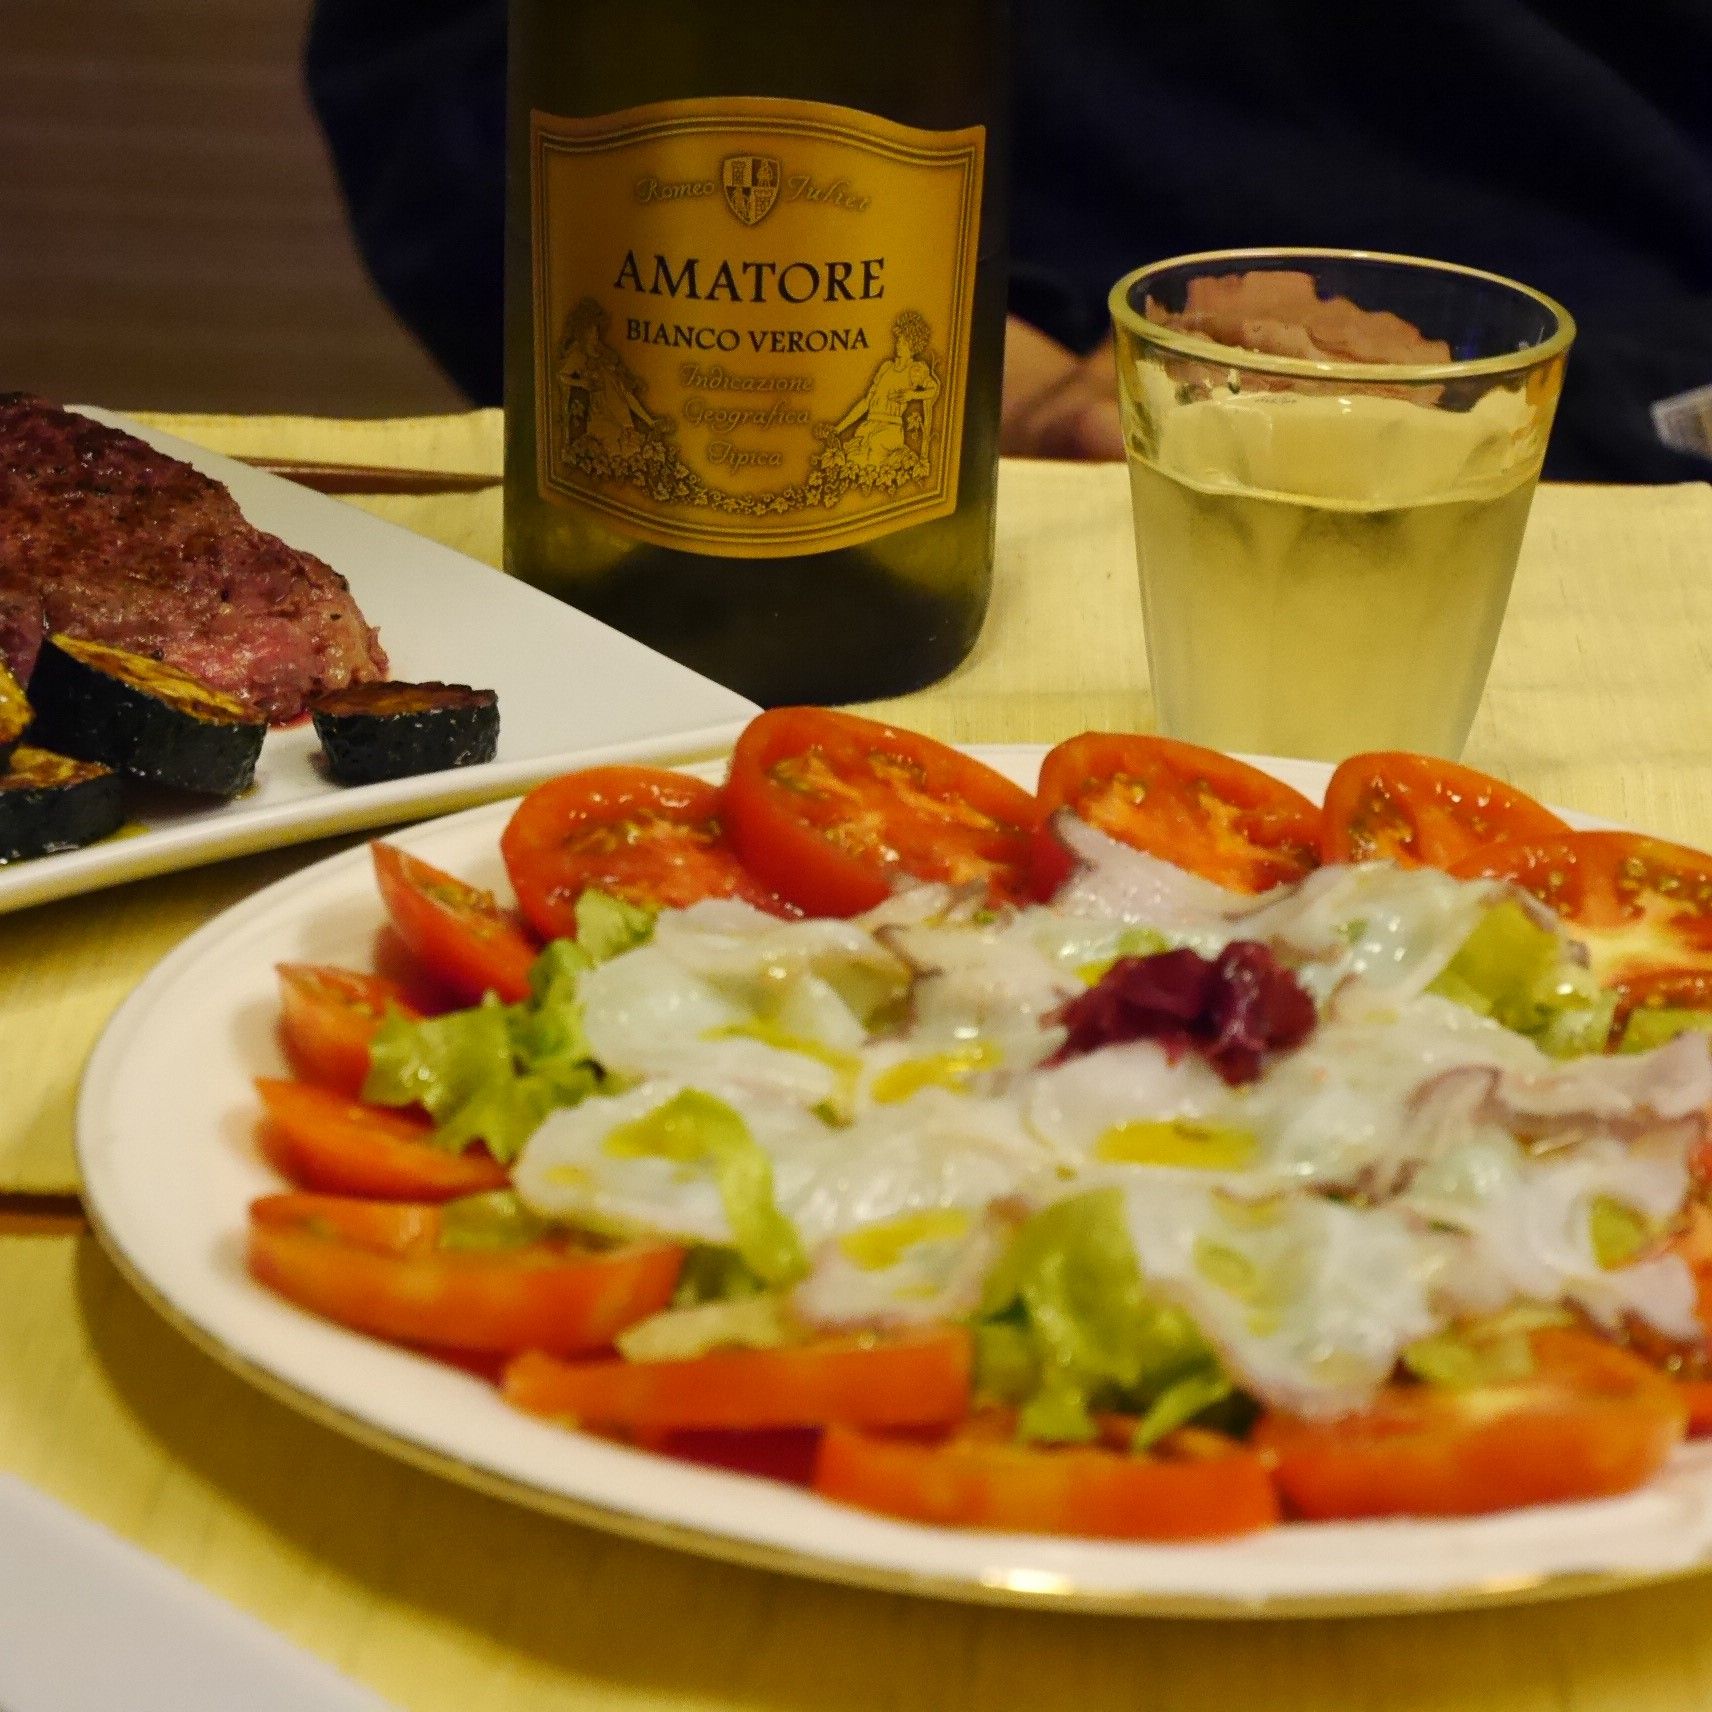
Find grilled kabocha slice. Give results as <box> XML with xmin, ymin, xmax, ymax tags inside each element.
<box><xmin>28</xmin><ymin>634</ymin><xmax>265</xmax><ymax>796</ymax></box>
<box><xmin>0</xmin><ymin>659</ymin><xmax>29</xmax><ymax>769</ymax></box>
<box><xmin>0</xmin><ymin>745</ymin><xmax>124</xmax><ymax>860</ymax></box>
<box><xmin>310</xmin><ymin>680</ymin><xmax>498</xmax><ymax>785</ymax></box>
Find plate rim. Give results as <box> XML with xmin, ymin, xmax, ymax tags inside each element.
<box><xmin>80</xmin><ymin>745</ymin><xmax>1706</xmax><ymax>1620</ymax></box>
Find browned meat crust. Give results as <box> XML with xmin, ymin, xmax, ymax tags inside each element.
<box><xmin>0</xmin><ymin>396</ymin><xmax>387</xmax><ymax>722</ymax></box>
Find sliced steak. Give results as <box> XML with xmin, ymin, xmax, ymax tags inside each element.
<box><xmin>0</xmin><ymin>396</ymin><xmax>387</xmax><ymax>722</ymax></box>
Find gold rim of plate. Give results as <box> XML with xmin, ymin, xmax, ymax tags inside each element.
<box><xmin>84</xmin><ymin>1198</ymin><xmax>1712</xmax><ymax>1621</ymax></box>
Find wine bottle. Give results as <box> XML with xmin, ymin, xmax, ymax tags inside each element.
<box><xmin>503</xmin><ymin>0</ymin><xmax>1008</xmax><ymax>706</ymax></box>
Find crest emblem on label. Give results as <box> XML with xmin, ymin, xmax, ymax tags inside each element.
<box><xmin>721</xmin><ymin>154</ymin><xmax>780</xmax><ymax>225</ymax></box>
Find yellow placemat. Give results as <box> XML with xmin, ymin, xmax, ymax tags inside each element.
<box><xmin>1467</xmin><ymin>482</ymin><xmax>1712</xmax><ymax>842</ymax></box>
<box><xmin>0</xmin><ymin>836</ymin><xmax>371</xmax><ymax>1194</ymax></box>
<box><xmin>124</xmin><ymin>406</ymin><xmax>507</xmax><ymax>568</ymax></box>
<box><xmin>6</xmin><ymin>1233</ymin><xmax>1712</xmax><ymax>1712</ymax></box>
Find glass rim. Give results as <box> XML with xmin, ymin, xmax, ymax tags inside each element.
<box><xmin>1108</xmin><ymin>246</ymin><xmax>1576</xmax><ymax>383</ymax></box>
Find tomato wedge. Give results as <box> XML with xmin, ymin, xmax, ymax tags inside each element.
<box><xmin>276</xmin><ymin>964</ymin><xmax>421</xmax><ymax>1095</ymax></box>
<box><xmin>642</xmin><ymin>1427</ymin><xmax>822</xmax><ymax>1486</ymax></box>
<box><xmin>1321</xmin><ymin>751</ymin><xmax>1568</xmax><ymax>868</ymax></box>
<box><xmin>1667</xmin><ymin>1201</ymin><xmax>1712</xmax><ymax>1344</ymax></box>
<box><xmin>502</xmin><ymin>1327</ymin><xmax>971</xmax><ymax>1431</ymax></box>
<box><xmin>1034</xmin><ymin>732</ymin><xmax>1321</xmax><ymax>896</ymax></box>
<box><xmin>722</xmin><ymin>707</ymin><xmax>1041</xmax><ymax>916</ymax></box>
<box><xmin>255</xmin><ymin>1077</ymin><xmax>508</xmax><ymax>1201</ymax></box>
<box><xmin>1678</xmin><ymin>1381</ymin><xmax>1712</xmax><ymax>1440</ymax></box>
<box><xmin>1450</xmin><ymin>830</ymin><xmax>1712</xmax><ymax>1002</ymax></box>
<box><xmin>372</xmin><ymin>842</ymin><xmax>538</xmax><ymax>1005</ymax></box>
<box><xmin>814</xmin><ymin>1420</ymin><xmax>1279</xmax><ymax>1540</ymax></box>
<box><xmin>247</xmin><ymin>1193</ymin><xmax>684</xmax><ymax>1355</ymax></box>
<box><xmin>1618</xmin><ymin>967</ymin><xmax>1712</xmax><ymax>1022</ymax></box>
<box><xmin>251</xmin><ymin>1193</ymin><xmax>444</xmax><ymax>1256</ymax></box>
<box><xmin>500</xmin><ymin>765</ymin><xmax>786</xmax><ymax>940</ymax></box>
<box><xmin>1253</xmin><ymin>1329</ymin><xmax>1687</xmax><ymax>1520</ymax></box>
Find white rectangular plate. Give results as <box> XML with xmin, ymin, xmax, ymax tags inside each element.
<box><xmin>0</xmin><ymin>1476</ymin><xmax>396</xmax><ymax>1712</ymax></box>
<box><xmin>0</xmin><ymin>409</ymin><xmax>758</xmax><ymax>914</ymax></box>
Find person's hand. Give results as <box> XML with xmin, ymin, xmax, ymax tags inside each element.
<box><xmin>1000</xmin><ymin>315</ymin><xmax>1124</xmax><ymax>461</ymax></box>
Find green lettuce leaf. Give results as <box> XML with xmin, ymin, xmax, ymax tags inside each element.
<box><xmin>1076</xmin><ymin>925</ymin><xmax>1170</xmax><ymax>985</ymax></box>
<box><xmin>1428</xmin><ymin>900</ymin><xmax>1615</xmax><ymax>1055</ymax></box>
<box><xmin>1128</xmin><ymin>1370</ymin><xmax>1235</xmax><ymax>1451</ymax></box>
<box><xmin>364</xmin><ymin>996</ymin><xmax>551</xmax><ymax>1163</ymax></box>
<box><xmin>616</xmin><ymin>1295</ymin><xmax>796</xmax><ymax>1362</ymax></box>
<box><xmin>437</xmin><ymin>1190</ymin><xmax>550</xmax><ymax>1252</ymax></box>
<box><xmin>573</xmin><ymin>889</ymin><xmax>657</xmax><ymax>962</ymax></box>
<box><xmin>602</xmin><ymin>1089</ymin><xmax>807</xmax><ymax>1286</ymax></box>
<box><xmin>361</xmin><ymin>888</ymin><xmax>656</xmax><ymax>1162</ymax></box>
<box><xmin>671</xmin><ymin>1245</ymin><xmax>768</xmax><ymax>1307</ymax></box>
<box><xmin>1618</xmin><ymin>1006</ymin><xmax>1712</xmax><ymax>1055</ymax></box>
<box><xmin>507</xmin><ymin>940</ymin><xmax>601</xmax><ymax>1087</ymax></box>
<box><xmin>974</xmin><ymin>1188</ymin><xmax>1223</xmax><ymax>1443</ymax></box>
<box><xmin>1400</xmin><ymin>1304</ymin><xmax>1570</xmax><ymax>1387</ymax></box>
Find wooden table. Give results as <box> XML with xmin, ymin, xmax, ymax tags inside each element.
<box><xmin>6</xmin><ymin>413</ymin><xmax>1712</xmax><ymax>1709</ymax></box>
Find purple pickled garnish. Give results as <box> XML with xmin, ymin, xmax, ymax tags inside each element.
<box><xmin>1048</xmin><ymin>941</ymin><xmax>1316</xmax><ymax>1086</ymax></box>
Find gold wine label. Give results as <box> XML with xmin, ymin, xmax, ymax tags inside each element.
<box><xmin>530</xmin><ymin>96</ymin><xmax>984</xmax><ymax>557</ymax></box>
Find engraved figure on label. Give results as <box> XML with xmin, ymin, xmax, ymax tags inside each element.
<box><xmin>828</xmin><ymin>310</ymin><xmax>939</xmax><ymax>479</ymax></box>
<box><xmin>554</xmin><ymin>297</ymin><xmax>662</xmax><ymax>462</ymax></box>
<box><xmin>722</xmin><ymin>155</ymin><xmax>781</xmax><ymax>226</ymax></box>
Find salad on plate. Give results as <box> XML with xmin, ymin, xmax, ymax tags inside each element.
<box><xmin>243</xmin><ymin>709</ymin><xmax>1712</xmax><ymax>1541</ymax></box>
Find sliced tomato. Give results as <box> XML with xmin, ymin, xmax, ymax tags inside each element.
<box><xmin>500</xmin><ymin>766</ymin><xmax>787</xmax><ymax>940</ymax></box>
<box><xmin>372</xmin><ymin>842</ymin><xmax>538</xmax><ymax>1005</ymax></box>
<box><xmin>722</xmin><ymin>707</ymin><xmax>1041</xmax><ymax>916</ymax></box>
<box><xmin>1033</xmin><ymin>732</ymin><xmax>1322</xmax><ymax>896</ymax></box>
<box><xmin>276</xmin><ymin>964</ymin><xmax>421</xmax><ymax>1095</ymax></box>
<box><xmin>1667</xmin><ymin>1201</ymin><xmax>1712</xmax><ymax>1342</ymax></box>
<box><xmin>1253</xmin><ymin>1329</ymin><xmax>1687</xmax><ymax>1520</ymax></box>
<box><xmin>638</xmin><ymin>1427</ymin><xmax>822</xmax><ymax>1486</ymax></box>
<box><xmin>247</xmin><ymin>1192</ymin><xmax>684</xmax><ymax>1355</ymax></box>
<box><xmin>255</xmin><ymin>1077</ymin><xmax>508</xmax><ymax>1201</ymax></box>
<box><xmin>1618</xmin><ymin>967</ymin><xmax>1712</xmax><ymax>1021</ymax></box>
<box><xmin>1321</xmin><ymin>751</ymin><xmax>1568</xmax><ymax>869</ymax></box>
<box><xmin>1678</xmin><ymin>1381</ymin><xmax>1712</xmax><ymax>1439</ymax></box>
<box><xmin>502</xmin><ymin>1327</ymin><xmax>971</xmax><ymax>1431</ymax></box>
<box><xmin>814</xmin><ymin>1419</ymin><xmax>1279</xmax><ymax>1540</ymax></box>
<box><xmin>251</xmin><ymin>1192</ymin><xmax>444</xmax><ymax>1255</ymax></box>
<box><xmin>1450</xmin><ymin>830</ymin><xmax>1712</xmax><ymax>1001</ymax></box>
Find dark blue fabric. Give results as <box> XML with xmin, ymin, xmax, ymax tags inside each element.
<box><xmin>306</xmin><ymin>0</ymin><xmax>1712</xmax><ymax>479</ymax></box>
<box><xmin>305</xmin><ymin>0</ymin><xmax>507</xmax><ymax>403</ymax></box>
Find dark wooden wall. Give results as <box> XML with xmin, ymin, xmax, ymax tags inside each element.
<box><xmin>0</xmin><ymin>0</ymin><xmax>465</xmax><ymax>416</ymax></box>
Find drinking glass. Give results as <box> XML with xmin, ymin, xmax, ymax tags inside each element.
<box><xmin>1109</xmin><ymin>249</ymin><xmax>1574</xmax><ymax>761</ymax></box>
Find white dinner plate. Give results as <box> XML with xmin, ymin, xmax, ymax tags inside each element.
<box><xmin>77</xmin><ymin>748</ymin><xmax>1712</xmax><ymax>1617</ymax></box>
<box><xmin>0</xmin><ymin>408</ymin><xmax>757</xmax><ymax>915</ymax></box>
